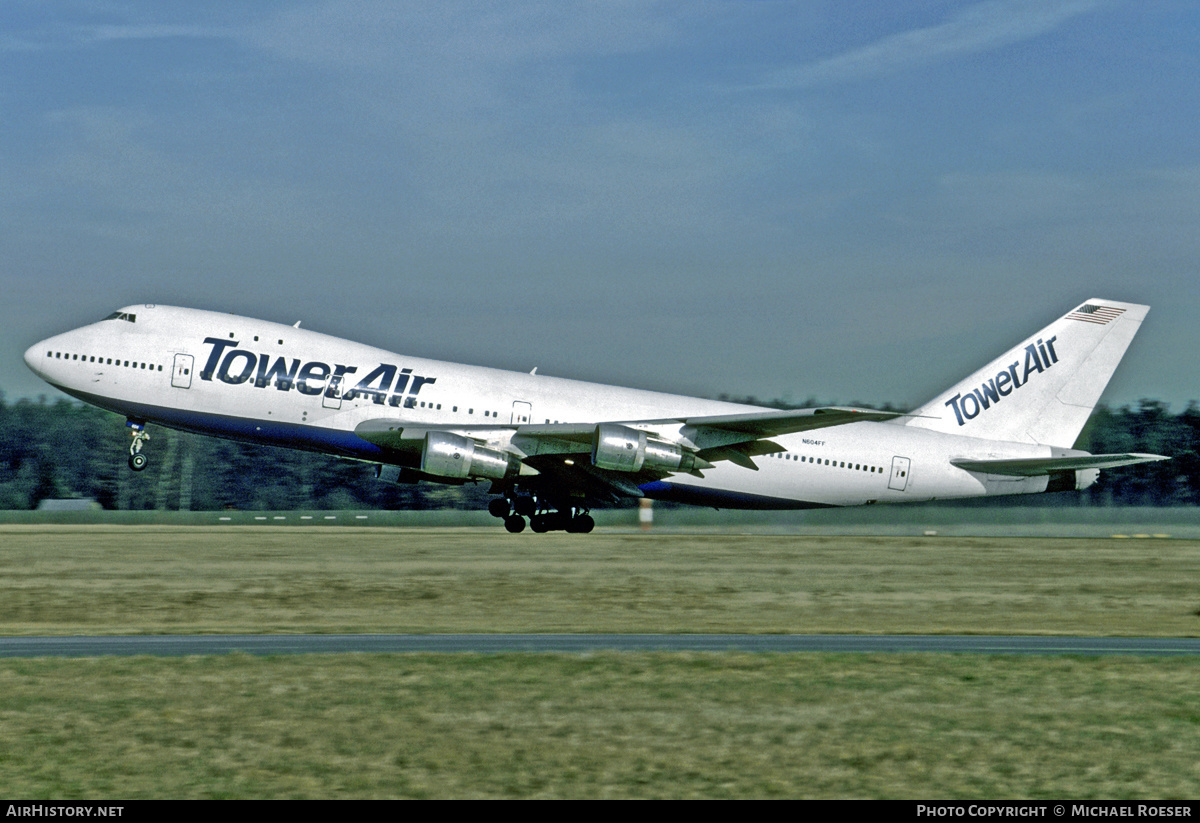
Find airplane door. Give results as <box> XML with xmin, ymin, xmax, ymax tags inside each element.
<box><xmin>511</xmin><ymin>401</ymin><xmax>532</xmax><ymax>425</ymax></box>
<box><xmin>171</xmin><ymin>354</ymin><xmax>194</xmax><ymax>389</ymax></box>
<box><xmin>323</xmin><ymin>374</ymin><xmax>344</xmax><ymax>409</ymax></box>
<box><xmin>888</xmin><ymin>456</ymin><xmax>911</xmax><ymax>491</ymax></box>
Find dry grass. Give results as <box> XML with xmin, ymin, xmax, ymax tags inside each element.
<box><xmin>3</xmin><ymin>525</ymin><xmax>1199</xmax><ymax>798</ymax></box>
<box><xmin>0</xmin><ymin>526</ymin><xmax>1197</xmax><ymax>636</ymax></box>
<box><xmin>2</xmin><ymin>653</ymin><xmax>1199</xmax><ymax>799</ymax></box>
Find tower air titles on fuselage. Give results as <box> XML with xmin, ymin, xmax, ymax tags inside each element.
<box><xmin>198</xmin><ymin>337</ymin><xmax>438</xmax><ymax>407</ymax></box>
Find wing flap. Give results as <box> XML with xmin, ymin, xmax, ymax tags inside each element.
<box><xmin>519</xmin><ymin>454</ymin><xmax>647</xmax><ymax>500</ymax></box>
<box><xmin>355</xmin><ymin>421</ymin><xmax>519</xmax><ymax>450</ymax></box>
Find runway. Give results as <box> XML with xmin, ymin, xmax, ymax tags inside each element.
<box><xmin>3</xmin><ymin>634</ymin><xmax>1200</xmax><ymax>657</ymax></box>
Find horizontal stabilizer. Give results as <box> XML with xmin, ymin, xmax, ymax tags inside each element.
<box><xmin>951</xmin><ymin>453</ymin><xmax>1169</xmax><ymax>477</ymax></box>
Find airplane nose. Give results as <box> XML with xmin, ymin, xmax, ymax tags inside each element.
<box><xmin>24</xmin><ymin>341</ymin><xmax>48</xmax><ymax>377</ymax></box>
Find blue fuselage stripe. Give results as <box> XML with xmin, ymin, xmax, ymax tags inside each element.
<box><xmin>54</xmin><ymin>385</ymin><xmax>830</xmax><ymax>509</ymax></box>
<box><xmin>52</xmin><ymin>383</ymin><xmax>388</xmax><ymax>461</ymax></box>
<box><xmin>638</xmin><ymin>480</ymin><xmax>831</xmax><ymax>510</ymax></box>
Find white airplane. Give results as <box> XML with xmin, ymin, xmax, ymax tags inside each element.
<box><xmin>24</xmin><ymin>299</ymin><xmax>1167</xmax><ymax>533</ymax></box>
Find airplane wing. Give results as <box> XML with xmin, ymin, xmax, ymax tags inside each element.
<box><xmin>509</xmin><ymin>406</ymin><xmax>902</xmax><ymax>502</ymax></box>
<box><xmin>673</xmin><ymin>406</ymin><xmax>906</xmax><ymax>438</ymax></box>
<box><xmin>354</xmin><ymin>406</ymin><xmax>905</xmax><ymax>497</ymax></box>
<box><xmin>950</xmin><ymin>452</ymin><xmax>1169</xmax><ymax>476</ymax></box>
<box><xmin>662</xmin><ymin>406</ymin><xmax>907</xmax><ymax>470</ymax></box>
<box><xmin>356</xmin><ymin>406</ymin><xmax>902</xmax><ymax>456</ymax></box>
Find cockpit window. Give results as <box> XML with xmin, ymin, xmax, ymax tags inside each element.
<box><xmin>103</xmin><ymin>312</ymin><xmax>136</xmax><ymax>323</ymax></box>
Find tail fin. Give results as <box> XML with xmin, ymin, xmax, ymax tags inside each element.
<box><xmin>904</xmin><ymin>299</ymin><xmax>1149</xmax><ymax>447</ymax></box>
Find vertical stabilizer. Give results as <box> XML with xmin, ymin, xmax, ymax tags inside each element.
<box><xmin>904</xmin><ymin>299</ymin><xmax>1148</xmax><ymax>447</ymax></box>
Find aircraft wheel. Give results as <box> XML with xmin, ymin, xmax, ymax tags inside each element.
<box><xmin>542</xmin><ymin>512</ymin><xmax>572</xmax><ymax>532</ymax></box>
<box><xmin>513</xmin><ymin>496</ymin><xmax>536</xmax><ymax>518</ymax></box>
<box><xmin>568</xmin><ymin>514</ymin><xmax>595</xmax><ymax>534</ymax></box>
<box><xmin>128</xmin><ymin>453</ymin><xmax>148</xmax><ymax>472</ymax></box>
<box><xmin>529</xmin><ymin>514</ymin><xmax>551</xmax><ymax>533</ymax></box>
<box><xmin>488</xmin><ymin>498</ymin><xmax>511</xmax><ymax>518</ymax></box>
<box><xmin>504</xmin><ymin>515</ymin><xmax>526</xmax><ymax>534</ymax></box>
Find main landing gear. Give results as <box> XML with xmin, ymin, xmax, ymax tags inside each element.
<box><xmin>488</xmin><ymin>495</ymin><xmax>595</xmax><ymax>534</ymax></box>
<box><xmin>127</xmin><ymin>420</ymin><xmax>150</xmax><ymax>472</ymax></box>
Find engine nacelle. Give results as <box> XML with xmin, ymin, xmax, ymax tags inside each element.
<box><xmin>591</xmin><ymin>423</ymin><xmax>702</xmax><ymax>473</ymax></box>
<box><xmin>1046</xmin><ymin>467</ymin><xmax>1101</xmax><ymax>492</ymax></box>
<box><xmin>421</xmin><ymin>431</ymin><xmax>519</xmax><ymax>480</ymax></box>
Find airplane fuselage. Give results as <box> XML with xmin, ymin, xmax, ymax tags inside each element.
<box><xmin>25</xmin><ymin>304</ymin><xmax>1075</xmax><ymax>513</ymax></box>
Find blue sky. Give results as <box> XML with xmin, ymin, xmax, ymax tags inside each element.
<box><xmin>3</xmin><ymin>1</ymin><xmax>1197</xmax><ymax>410</ymax></box>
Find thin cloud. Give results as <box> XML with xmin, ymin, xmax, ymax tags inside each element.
<box><xmin>246</xmin><ymin>0</ymin><xmax>678</xmax><ymax>69</ymax></box>
<box><xmin>0</xmin><ymin>21</ymin><xmax>227</xmax><ymax>53</ymax></box>
<box><xmin>83</xmin><ymin>24</ymin><xmax>225</xmax><ymax>43</ymax></box>
<box><xmin>757</xmin><ymin>0</ymin><xmax>1105</xmax><ymax>90</ymax></box>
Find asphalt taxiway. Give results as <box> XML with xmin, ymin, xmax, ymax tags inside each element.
<box><xmin>3</xmin><ymin>634</ymin><xmax>1200</xmax><ymax>657</ymax></box>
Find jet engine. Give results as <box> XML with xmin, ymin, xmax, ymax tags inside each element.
<box><xmin>421</xmin><ymin>431</ymin><xmax>519</xmax><ymax>480</ymax></box>
<box><xmin>591</xmin><ymin>423</ymin><xmax>705</xmax><ymax>473</ymax></box>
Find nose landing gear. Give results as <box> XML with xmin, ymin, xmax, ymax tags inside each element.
<box><xmin>127</xmin><ymin>420</ymin><xmax>150</xmax><ymax>472</ymax></box>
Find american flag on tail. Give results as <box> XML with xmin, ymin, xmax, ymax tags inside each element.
<box><xmin>1067</xmin><ymin>304</ymin><xmax>1126</xmax><ymax>325</ymax></box>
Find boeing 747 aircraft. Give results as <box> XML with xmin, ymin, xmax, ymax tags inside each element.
<box><xmin>24</xmin><ymin>299</ymin><xmax>1166</xmax><ymax>532</ymax></box>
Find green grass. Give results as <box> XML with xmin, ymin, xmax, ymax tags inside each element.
<box><xmin>3</xmin><ymin>653</ymin><xmax>1199</xmax><ymax>799</ymax></box>
<box><xmin>0</xmin><ymin>526</ymin><xmax>1197</xmax><ymax>636</ymax></box>
<box><xmin>3</xmin><ymin>525</ymin><xmax>1199</xmax><ymax>798</ymax></box>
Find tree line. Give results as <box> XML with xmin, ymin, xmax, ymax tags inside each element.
<box><xmin>2</xmin><ymin>392</ymin><xmax>1196</xmax><ymax>511</ymax></box>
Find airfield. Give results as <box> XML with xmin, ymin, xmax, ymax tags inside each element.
<box><xmin>2</xmin><ymin>509</ymin><xmax>1199</xmax><ymax>797</ymax></box>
